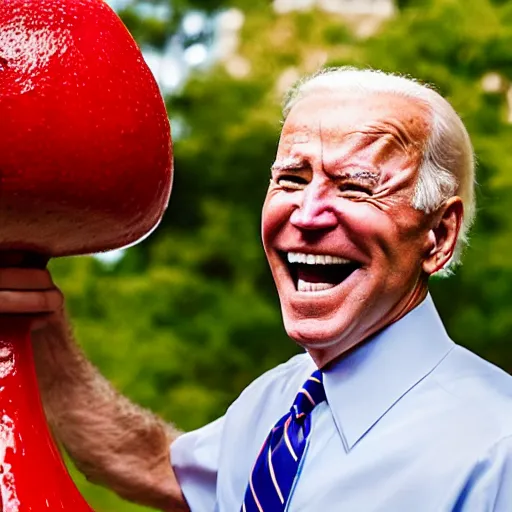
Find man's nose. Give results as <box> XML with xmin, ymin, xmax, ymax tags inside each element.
<box><xmin>289</xmin><ymin>183</ymin><xmax>338</xmax><ymax>231</ymax></box>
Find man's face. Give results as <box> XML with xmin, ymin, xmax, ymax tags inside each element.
<box><xmin>262</xmin><ymin>91</ymin><xmax>437</xmax><ymax>366</ymax></box>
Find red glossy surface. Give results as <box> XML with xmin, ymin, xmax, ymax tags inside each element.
<box><xmin>0</xmin><ymin>319</ymin><xmax>93</xmax><ymax>511</ymax></box>
<box><xmin>0</xmin><ymin>0</ymin><xmax>173</xmax><ymax>257</ymax></box>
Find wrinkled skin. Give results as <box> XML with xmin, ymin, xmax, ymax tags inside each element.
<box><xmin>262</xmin><ymin>92</ymin><xmax>463</xmax><ymax>368</ymax></box>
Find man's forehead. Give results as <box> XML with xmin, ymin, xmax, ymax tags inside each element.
<box><xmin>280</xmin><ymin>91</ymin><xmax>431</xmax><ymax>146</ymax></box>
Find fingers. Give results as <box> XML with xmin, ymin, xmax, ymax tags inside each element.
<box><xmin>0</xmin><ymin>289</ymin><xmax>64</xmax><ymax>315</ymax></box>
<box><xmin>0</xmin><ymin>268</ymin><xmax>54</xmax><ymax>291</ymax></box>
<box><xmin>0</xmin><ymin>269</ymin><xmax>63</xmax><ymax>318</ymax></box>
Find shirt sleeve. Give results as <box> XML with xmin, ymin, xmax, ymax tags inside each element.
<box><xmin>171</xmin><ymin>416</ymin><xmax>225</xmax><ymax>512</ymax></box>
<box><xmin>455</xmin><ymin>435</ymin><xmax>512</xmax><ymax>511</ymax></box>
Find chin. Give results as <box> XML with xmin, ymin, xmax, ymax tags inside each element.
<box><xmin>283</xmin><ymin>315</ymin><xmax>352</xmax><ymax>351</ymax></box>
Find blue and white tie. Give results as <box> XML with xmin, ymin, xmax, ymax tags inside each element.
<box><xmin>241</xmin><ymin>370</ymin><xmax>326</xmax><ymax>512</ymax></box>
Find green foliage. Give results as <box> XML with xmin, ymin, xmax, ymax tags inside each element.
<box><xmin>53</xmin><ymin>0</ymin><xmax>512</xmax><ymax>508</ymax></box>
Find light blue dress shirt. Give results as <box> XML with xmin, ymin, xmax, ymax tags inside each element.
<box><xmin>171</xmin><ymin>295</ymin><xmax>512</xmax><ymax>511</ymax></box>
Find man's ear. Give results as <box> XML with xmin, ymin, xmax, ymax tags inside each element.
<box><xmin>422</xmin><ymin>196</ymin><xmax>464</xmax><ymax>275</ymax></box>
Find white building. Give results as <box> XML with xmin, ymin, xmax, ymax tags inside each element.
<box><xmin>273</xmin><ymin>0</ymin><xmax>395</xmax><ymax>38</ymax></box>
<box><xmin>273</xmin><ymin>0</ymin><xmax>394</xmax><ymax>17</ymax></box>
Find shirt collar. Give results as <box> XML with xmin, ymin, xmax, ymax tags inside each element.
<box><xmin>322</xmin><ymin>294</ymin><xmax>454</xmax><ymax>451</ymax></box>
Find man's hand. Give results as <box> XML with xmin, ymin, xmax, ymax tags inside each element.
<box><xmin>0</xmin><ymin>267</ymin><xmax>64</xmax><ymax>330</ymax></box>
<box><xmin>0</xmin><ymin>266</ymin><xmax>188</xmax><ymax>511</ymax></box>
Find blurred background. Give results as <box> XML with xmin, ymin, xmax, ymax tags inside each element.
<box><xmin>54</xmin><ymin>0</ymin><xmax>512</xmax><ymax>509</ymax></box>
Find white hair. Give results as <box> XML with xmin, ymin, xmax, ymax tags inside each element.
<box><xmin>283</xmin><ymin>67</ymin><xmax>475</xmax><ymax>274</ymax></box>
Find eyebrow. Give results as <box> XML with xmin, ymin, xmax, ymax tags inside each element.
<box><xmin>271</xmin><ymin>157</ymin><xmax>309</xmax><ymax>173</ymax></box>
<box><xmin>271</xmin><ymin>159</ymin><xmax>380</xmax><ymax>184</ymax></box>
<box><xmin>336</xmin><ymin>169</ymin><xmax>380</xmax><ymax>184</ymax></box>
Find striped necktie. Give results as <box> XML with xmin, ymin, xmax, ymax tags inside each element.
<box><xmin>241</xmin><ymin>370</ymin><xmax>326</xmax><ymax>512</ymax></box>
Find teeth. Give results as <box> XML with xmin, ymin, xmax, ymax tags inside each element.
<box><xmin>287</xmin><ymin>252</ymin><xmax>352</xmax><ymax>265</ymax></box>
<box><xmin>298</xmin><ymin>280</ymin><xmax>337</xmax><ymax>292</ymax></box>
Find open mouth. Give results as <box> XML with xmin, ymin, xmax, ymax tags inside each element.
<box><xmin>281</xmin><ymin>251</ymin><xmax>361</xmax><ymax>292</ymax></box>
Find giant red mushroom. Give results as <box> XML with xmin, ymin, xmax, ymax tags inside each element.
<box><xmin>0</xmin><ymin>0</ymin><xmax>173</xmax><ymax>509</ymax></box>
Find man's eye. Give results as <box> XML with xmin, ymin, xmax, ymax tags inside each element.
<box><xmin>277</xmin><ymin>175</ymin><xmax>308</xmax><ymax>190</ymax></box>
<box><xmin>338</xmin><ymin>183</ymin><xmax>373</xmax><ymax>196</ymax></box>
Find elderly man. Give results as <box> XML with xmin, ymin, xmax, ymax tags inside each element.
<box><xmin>1</xmin><ymin>67</ymin><xmax>511</xmax><ymax>511</ymax></box>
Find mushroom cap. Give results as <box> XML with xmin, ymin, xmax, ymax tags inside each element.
<box><xmin>0</xmin><ymin>0</ymin><xmax>173</xmax><ymax>257</ymax></box>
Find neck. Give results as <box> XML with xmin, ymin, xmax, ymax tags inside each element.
<box><xmin>312</xmin><ymin>275</ymin><xmax>430</xmax><ymax>369</ymax></box>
